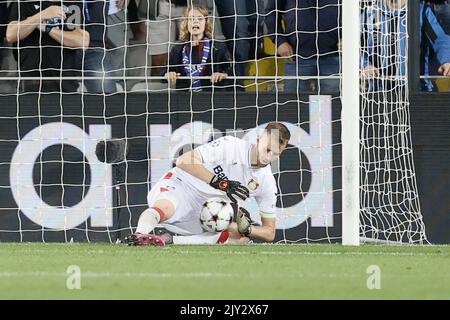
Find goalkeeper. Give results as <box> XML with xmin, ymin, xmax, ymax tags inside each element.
<box><xmin>99</xmin><ymin>122</ymin><xmax>290</xmax><ymax>246</ymax></box>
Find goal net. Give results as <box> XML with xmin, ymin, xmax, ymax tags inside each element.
<box><xmin>0</xmin><ymin>0</ymin><xmax>427</xmax><ymax>244</ymax></box>
<box><xmin>359</xmin><ymin>0</ymin><xmax>427</xmax><ymax>243</ymax></box>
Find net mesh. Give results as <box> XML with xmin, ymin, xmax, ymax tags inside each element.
<box><xmin>0</xmin><ymin>0</ymin><xmax>427</xmax><ymax>244</ymax></box>
<box><xmin>360</xmin><ymin>0</ymin><xmax>427</xmax><ymax>243</ymax></box>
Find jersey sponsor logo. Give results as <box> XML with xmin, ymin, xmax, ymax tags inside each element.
<box><xmin>213</xmin><ymin>165</ymin><xmax>228</xmax><ymax>180</ymax></box>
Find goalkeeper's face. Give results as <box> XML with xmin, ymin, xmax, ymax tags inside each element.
<box><xmin>256</xmin><ymin>132</ymin><xmax>287</xmax><ymax>166</ymax></box>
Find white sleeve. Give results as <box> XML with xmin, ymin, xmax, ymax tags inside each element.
<box><xmin>255</xmin><ymin>174</ymin><xmax>277</xmax><ymax>219</ymax></box>
<box><xmin>196</xmin><ymin>136</ymin><xmax>236</xmax><ymax>165</ymax></box>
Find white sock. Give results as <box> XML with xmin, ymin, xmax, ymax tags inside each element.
<box><xmin>135</xmin><ymin>208</ymin><xmax>163</xmax><ymax>234</ymax></box>
<box><xmin>173</xmin><ymin>232</ymin><xmax>226</xmax><ymax>245</ymax></box>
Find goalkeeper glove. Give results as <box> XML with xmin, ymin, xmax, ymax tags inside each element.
<box><xmin>231</xmin><ymin>203</ymin><xmax>252</xmax><ymax>237</ymax></box>
<box><xmin>209</xmin><ymin>175</ymin><xmax>249</xmax><ymax>202</ymax></box>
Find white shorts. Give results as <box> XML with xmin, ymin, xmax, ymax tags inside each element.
<box><xmin>146</xmin><ymin>171</ymin><xmax>208</xmax><ymax>235</ymax></box>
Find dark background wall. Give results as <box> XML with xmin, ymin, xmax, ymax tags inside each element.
<box><xmin>0</xmin><ymin>92</ymin><xmax>448</xmax><ymax>243</ymax></box>
<box><xmin>409</xmin><ymin>93</ymin><xmax>450</xmax><ymax>244</ymax></box>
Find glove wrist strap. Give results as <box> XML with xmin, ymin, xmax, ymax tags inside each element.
<box><xmin>209</xmin><ymin>174</ymin><xmax>228</xmax><ymax>191</ymax></box>
<box><xmin>209</xmin><ymin>174</ymin><xmax>219</xmax><ymax>186</ymax></box>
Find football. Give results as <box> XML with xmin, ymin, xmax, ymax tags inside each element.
<box><xmin>200</xmin><ymin>197</ymin><xmax>234</xmax><ymax>233</ymax></box>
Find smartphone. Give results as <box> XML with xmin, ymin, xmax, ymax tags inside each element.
<box><xmin>47</xmin><ymin>5</ymin><xmax>69</xmax><ymax>26</ymax></box>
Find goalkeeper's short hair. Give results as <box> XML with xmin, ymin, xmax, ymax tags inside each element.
<box><xmin>265</xmin><ymin>122</ymin><xmax>291</xmax><ymax>146</ymax></box>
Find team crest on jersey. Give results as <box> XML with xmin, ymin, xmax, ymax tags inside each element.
<box><xmin>247</xmin><ymin>179</ymin><xmax>259</xmax><ymax>191</ymax></box>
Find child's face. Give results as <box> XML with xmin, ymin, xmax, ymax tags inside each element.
<box><xmin>385</xmin><ymin>0</ymin><xmax>407</xmax><ymax>10</ymax></box>
<box><xmin>187</xmin><ymin>9</ymin><xmax>206</xmax><ymax>38</ymax></box>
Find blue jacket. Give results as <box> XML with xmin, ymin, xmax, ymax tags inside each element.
<box><xmin>265</xmin><ymin>0</ymin><xmax>341</xmax><ymax>58</ymax></box>
<box><xmin>361</xmin><ymin>1</ymin><xmax>450</xmax><ymax>91</ymax></box>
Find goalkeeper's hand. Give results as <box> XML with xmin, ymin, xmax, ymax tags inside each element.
<box><xmin>231</xmin><ymin>203</ymin><xmax>252</xmax><ymax>237</ymax></box>
<box><xmin>209</xmin><ymin>175</ymin><xmax>249</xmax><ymax>202</ymax></box>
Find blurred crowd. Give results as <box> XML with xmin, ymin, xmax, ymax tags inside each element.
<box><xmin>0</xmin><ymin>0</ymin><xmax>448</xmax><ymax>93</ymax></box>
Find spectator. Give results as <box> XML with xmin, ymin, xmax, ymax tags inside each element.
<box><xmin>0</xmin><ymin>0</ymin><xmax>8</xmax><ymax>69</ymax></box>
<box><xmin>127</xmin><ymin>0</ymin><xmax>147</xmax><ymax>42</ymax></box>
<box><xmin>137</xmin><ymin>0</ymin><xmax>187</xmax><ymax>77</ymax></box>
<box><xmin>105</xmin><ymin>0</ymin><xmax>129</xmax><ymax>79</ymax></box>
<box><xmin>426</xmin><ymin>0</ymin><xmax>450</xmax><ymax>34</ymax></box>
<box><xmin>164</xmin><ymin>5</ymin><xmax>232</xmax><ymax>91</ymax></box>
<box><xmin>361</xmin><ymin>0</ymin><xmax>450</xmax><ymax>92</ymax></box>
<box><xmin>215</xmin><ymin>0</ymin><xmax>266</xmax><ymax>78</ymax></box>
<box><xmin>118</xmin><ymin>0</ymin><xmax>147</xmax><ymax>89</ymax></box>
<box><xmin>82</xmin><ymin>0</ymin><xmax>116</xmax><ymax>93</ymax></box>
<box><xmin>0</xmin><ymin>1</ymin><xmax>18</xmax><ymax>93</ymax></box>
<box><xmin>7</xmin><ymin>1</ymin><xmax>90</xmax><ymax>92</ymax></box>
<box><xmin>425</xmin><ymin>0</ymin><xmax>450</xmax><ymax>91</ymax></box>
<box><xmin>266</xmin><ymin>0</ymin><xmax>341</xmax><ymax>94</ymax></box>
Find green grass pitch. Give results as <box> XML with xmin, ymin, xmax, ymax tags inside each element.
<box><xmin>0</xmin><ymin>243</ymin><xmax>448</xmax><ymax>299</ymax></box>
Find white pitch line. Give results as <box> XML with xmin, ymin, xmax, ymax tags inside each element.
<box><xmin>0</xmin><ymin>271</ymin><xmax>367</xmax><ymax>279</ymax></box>
<box><xmin>0</xmin><ymin>249</ymin><xmax>446</xmax><ymax>257</ymax></box>
<box><xmin>0</xmin><ymin>272</ymin><xmax>233</xmax><ymax>278</ymax></box>
<box><xmin>171</xmin><ymin>250</ymin><xmax>445</xmax><ymax>257</ymax></box>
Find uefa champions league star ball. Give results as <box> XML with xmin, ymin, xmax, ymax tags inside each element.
<box><xmin>200</xmin><ymin>197</ymin><xmax>234</xmax><ymax>233</ymax></box>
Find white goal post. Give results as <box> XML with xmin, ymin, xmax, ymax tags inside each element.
<box><xmin>342</xmin><ymin>0</ymin><xmax>360</xmax><ymax>245</ymax></box>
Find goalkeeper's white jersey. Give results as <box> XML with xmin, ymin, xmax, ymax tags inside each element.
<box><xmin>171</xmin><ymin>136</ymin><xmax>277</xmax><ymax>217</ymax></box>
